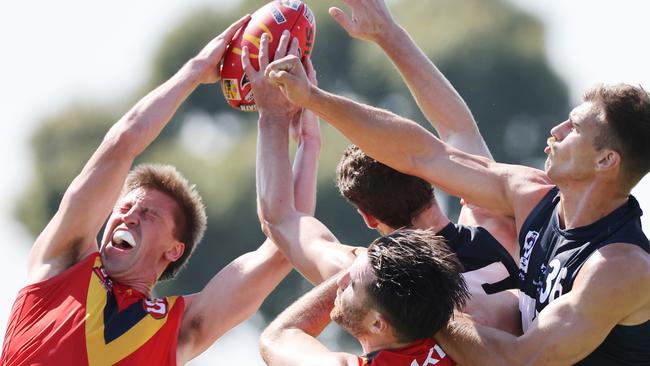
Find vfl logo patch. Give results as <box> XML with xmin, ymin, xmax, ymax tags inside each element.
<box><xmin>520</xmin><ymin>230</ymin><xmax>539</xmax><ymax>276</ymax></box>
<box><xmin>280</xmin><ymin>0</ymin><xmax>301</xmax><ymax>11</ymax></box>
<box><xmin>270</xmin><ymin>5</ymin><xmax>287</xmax><ymax>24</ymax></box>
<box><xmin>222</xmin><ymin>78</ymin><xmax>241</xmax><ymax>101</ymax></box>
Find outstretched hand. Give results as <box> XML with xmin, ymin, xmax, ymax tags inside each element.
<box><xmin>242</xmin><ymin>30</ymin><xmax>302</xmax><ymax>117</ymax></box>
<box><xmin>192</xmin><ymin>14</ymin><xmax>251</xmax><ymax>85</ymax></box>
<box><xmin>328</xmin><ymin>0</ymin><xmax>397</xmax><ymax>43</ymax></box>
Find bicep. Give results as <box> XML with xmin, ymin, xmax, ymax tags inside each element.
<box><xmin>413</xmin><ymin>146</ymin><xmax>513</xmax><ymax>216</ymax></box>
<box><xmin>520</xmin><ymin>249</ymin><xmax>650</xmax><ymax>365</ymax></box>
<box><xmin>28</xmin><ymin>155</ymin><xmax>131</xmax><ymax>281</ymax></box>
<box><xmin>179</xmin><ymin>243</ymin><xmax>291</xmax><ymax>360</ymax></box>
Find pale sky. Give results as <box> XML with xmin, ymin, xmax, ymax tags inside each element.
<box><xmin>1</xmin><ymin>1</ymin><xmax>649</xmax><ymax>364</ymax></box>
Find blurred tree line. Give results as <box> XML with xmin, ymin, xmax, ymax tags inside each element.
<box><xmin>14</xmin><ymin>0</ymin><xmax>568</xmax><ymax>351</ymax></box>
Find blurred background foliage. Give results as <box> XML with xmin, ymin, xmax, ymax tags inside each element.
<box><xmin>14</xmin><ymin>0</ymin><xmax>568</xmax><ymax>349</ymax></box>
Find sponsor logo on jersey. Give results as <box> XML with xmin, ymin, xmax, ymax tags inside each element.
<box><xmin>270</xmin><ymin>5</ymin><xmax>287</xmax><ymax>24</ymax></box>
<box><xmin>280</xmin><ymin>0</ymin><xmax>301</xmax><ymax>11</ymax></box>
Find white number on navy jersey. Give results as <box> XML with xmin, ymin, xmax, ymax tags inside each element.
<box><xmin>539</xmin><ymin>259</ymin><xmax>567</xmax><ymax>304</ymax></box>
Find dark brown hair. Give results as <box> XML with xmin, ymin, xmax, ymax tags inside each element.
<box><xmin>336</xmin><ymin>145</ymin><xmax>434</xmax><ymax>228</ymax></box>
<box><xmin>123</xmin><ymin>164</ymin><xmax>207</xmax><ymax>280</ymax></box>
<box><xmin>585</xmin><ymin>84</ymin><xmax>650</xmax><ymax>188</ymax></box>
<box><xmin>365</xmin><ymin>229</ymin><xmax>469</xmax><ymax>342</ymax></box>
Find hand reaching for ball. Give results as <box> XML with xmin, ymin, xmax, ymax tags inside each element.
<box><xmin>264</xmin><ymin>55</ymin><xmax>314</xmax><ymax>108</ymax></box>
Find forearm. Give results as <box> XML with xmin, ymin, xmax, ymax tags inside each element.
<box><xmin>292</xmin><ymin>131</ymin><xmax>321</xmax><ymax>215</ymax></box>
<box><xmin>439</xmin><ymin>319</ymin><xmax>525</xmax><ymax>366</ymax></box>
<box><xmin>262</xmin><ymin>274</ymin><xmax>338</xmax><ymax>343</ymax></box>
<box><xmin>109</xmin><ymin>59</ymin><xmax>204</xmax><ymax>158</ymax></box>
<box><xmin>257</xmin><ymin>112</ymin><xmax>295</xmax><ymax>224</ymax></box>
<box><xmin>376</xmin><ymin>26</ymin><xmax>481</xmax><ymax>146</ymax></box>
<box><xmin>305</xmin><ymin>88</ymin><xmax>441</xmax><ymax>177</ymax></box>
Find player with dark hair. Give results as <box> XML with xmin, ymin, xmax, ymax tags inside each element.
<box><xmin>265</xmin><ymin>28</ymin><xmax>650</xmax><ymax>364</ymax></box>
<box><xmin>260</xmin><ymin>229</ymin><xmax>469</xmax><ymax>366</ymax></box>
<box><xmin>250</xmin><ymin>0</ymin><xmax>521</xmax><ymax>336</ymax></box>
<box><xmin>0</xmin><ymin>18</ymin><xmax>322</xmax><ymax>366</ymax></box>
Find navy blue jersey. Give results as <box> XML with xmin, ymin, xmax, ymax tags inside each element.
<box><xmin>518</xmin><ymin>187</ymin><xmax>650</xmax><ymax>364</ymax></box>
<box><xmin>439</xmin><ymin>222</ymin><xmax>518</xmax><ymax>294</ymax></box>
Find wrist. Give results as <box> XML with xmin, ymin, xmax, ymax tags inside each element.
<box><xmin>375</xmin><ymin>24</ymin><xmax>408</xmax><ymax>51</ymax></box>
<box><xmin>259</xmin><ymin>110</ymin><xmax>295</xmax><ymax>127</ymax></box>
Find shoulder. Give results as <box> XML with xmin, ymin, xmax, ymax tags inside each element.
<box><xmin>586</xmin><ymin>244</ymin><xmax>650</xmax><ymax>278</ymax></box>
<box><xmin>575</xmin><ymin>244</ymin><xmax>650</xmax><ymax>307</ymax></box>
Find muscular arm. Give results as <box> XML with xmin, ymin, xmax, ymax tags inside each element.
<box><xmin>26</xmin><ymin>16</ymin><xmax>250</xmax><ymax>284</ymax></box>
<box><xmin>176</xmin><ymin>33</ymin><xmax>326</xmax><ymax>363</ymax></box>
<box><xmin>256</xmin><ymin>111</ymin><xmax>357</xmax><ymax>285</ymax></box>
<box><xmin>438</xmin><ymin>244</ymin><xmax>650</xmax><ymax>365</ymax></box>
<box><xmin>260</xmin><ymin>275</ymin><xmax>359</xmax><ymax>366</ymax></box>
<box><xmin>330</xmin><ymin>0</ymin><xmax>489</xmax><ymax>157</ymax></box>
<box><xmin>247</xmin><ymin>38</ymin><xmax>357</xmax><ymax>285</ymax></box>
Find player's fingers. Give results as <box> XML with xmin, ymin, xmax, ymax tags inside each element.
<box><xmin>275</xmin><ymin>29</ymin><xmax>291</xmax><ymax>60</ymax></box>
<box><xmin>304</xmin><ymin>57</ymin><xmax>317</xmax><ymax>86</ymax></box>
<box><xmin>328</xmin><ymin>7</ymin><xmax>355</xmax><ymax>35</ymax></box>
<box><xmin>265</xmin><ymin>55</ymin><xmax>298</xmax><ymax>80</ymax></box>
<box><xmin>241</xmin><ymin>46</ymin><xmax>256</xmax><ymax>79</ymax></box>
<box><xmin>259</xmin><ymin>32</ymin><xmax>270</xmax><ymax>71</ymax></box>
<box><xmin>288</xmin><ymin>37</ymin><xmax>300</xmax><ymax>58</ymax></box>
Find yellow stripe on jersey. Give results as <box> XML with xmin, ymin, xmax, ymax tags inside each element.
<box><xmin>84</xmin><ymin>257</ymin><xmax>178</xmax><ymax>366</ymax></box>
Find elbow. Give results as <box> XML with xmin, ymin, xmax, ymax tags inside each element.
<box><xmin>259</xmin><ymin>327</ymin><xmax>280</xmax><ymax>364</ymax></box>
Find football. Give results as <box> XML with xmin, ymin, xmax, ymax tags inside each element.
<box><xmin>220</xmin><ymin>0</ymin><xmax>316</xmax><ymax>111</ymax></box>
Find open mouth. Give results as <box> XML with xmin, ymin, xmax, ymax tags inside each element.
<box><xmin>112</xmin><ymin>230</ymin><xmax>136</xmax><ymax>250</ymax></box>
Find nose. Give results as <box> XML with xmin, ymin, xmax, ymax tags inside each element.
<box><xmin>121</xmin><ymin>206</ymin><xmax>140</xmax><ymax>226</ymax></box>
<box><xmin>337</xmin><ymin>270</ymin><xmax>351</xmax><ymax>290</ymax></box>
<box><xmin>550</xmin><ymin>120</ymin><xmax>570</xmax><ymax>142</ymax></box>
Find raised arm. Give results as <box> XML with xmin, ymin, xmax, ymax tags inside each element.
<box><xmin>264</xmin><ymin>56</ymin><xmax>550</xmax><ymax>227</ymax></box>
<box><xmin>176</xmin><ymin>29</ymin><xmax>321</xmax><ymax>363</ymax></box>
<box><xmin>437</xmin><ymin>244</ymin><xmax>650</xmax><ymax>365</ymax></box>
<box><xmin>26</xmin><ymin>15</ymin><xmax>250</xmax><ymax>284</ymax></box>
<box><xmin>329</xmin><ymin>0</ymin><xmax>489</xmax><ymax>157</ymax></box>
<box><xmin>260</xmin><ymin>274</ymin><xmax>359</xmax><ymax>366</ymax></box>
<box><xmin>247</xmin><ymin>34</ymin><xmax>358</xmax><ymax>285</ymax></box>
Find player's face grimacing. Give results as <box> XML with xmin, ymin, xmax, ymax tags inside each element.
<box><xmin>545</xmin><ymin>101</ymin><xmax>605</xmax><ymax>183</ymax></box>
<box><xmin>100</xmin><ymin>187</ymin><xmax>184</xmax><ymax>283</ymax></box>
<box><xmin>331</xmin><ymin>254</ymin><xmax>375</xmax><ymax>338</ymax></box>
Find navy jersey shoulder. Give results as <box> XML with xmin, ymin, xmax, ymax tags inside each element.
<box><xmin>518</xmin><ymin>187</ymin><xmax>650</xmax><ymax>364</ymax></box>
<box><xmin>438</xmin><ymin>222</ymin><xmax>518</xmax><ymax>294</ymax></box>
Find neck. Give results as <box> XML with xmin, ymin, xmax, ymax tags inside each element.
<box><xmin>412</xmin><ymin>202</ymin><xmax>450</xmax><ymax>233</ymax></box>
<box><xmin>556</xmin><ymin>178</ymin><xmax>628</xmax><ymax>229</ymax></box>
<box><xmin>358</xmin><ymin>335</ymin><xmax>414</xmax><ymax>355</ymax></box>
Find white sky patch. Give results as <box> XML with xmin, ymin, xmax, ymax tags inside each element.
<box><xmin>1</xmin><ymin>0</ymin><xmax>649</xmax><ymax>360</ymax></box>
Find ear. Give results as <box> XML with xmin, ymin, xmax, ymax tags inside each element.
<box><xmin>595</xmin><ymin>149</ymin><xmax>621</xmax><ymax>172</ymax></box>
<box><xmin>164</xmin><ymin>241</ymin><xmax>185</xmax><ymax>262</ymax></box>
<box><xmin>370</xmin><ymin>312</ymin><xmax>390</xmax><ymax>335</ymax></box>
<box><xmin>357</xmin><ymin>208</ymin><xmax>379</xmax><ymax>229</ymax></box>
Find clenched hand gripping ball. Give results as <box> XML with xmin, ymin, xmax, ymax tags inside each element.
<box><xmin>220</xmin><ymin>0</ymin><xmax>316</xmax><ymax>111</ymax></box>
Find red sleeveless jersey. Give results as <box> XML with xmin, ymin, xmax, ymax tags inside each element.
<box><xmin>1</xmin><ymin>253</ymin><xmax>185</xmax><ymax>366</ymax></box>
<box><xmin>357</xmin><ymin>338</ymin><xmax>455</xmax><ymax>366</ymax></box>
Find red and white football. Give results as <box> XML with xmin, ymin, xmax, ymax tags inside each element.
<box><xmin>220</xmin><ymin>0</ymin><xmax>316</xmax><ymax>111</ymax></box>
